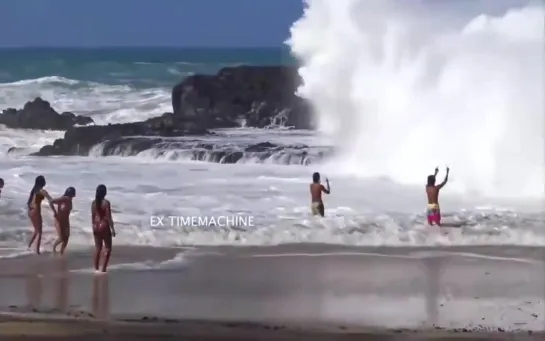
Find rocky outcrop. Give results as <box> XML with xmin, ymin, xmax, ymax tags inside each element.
<box><xmin>30</xmin><ymin>65</ymin><xmax>314</xmax><ymax>157</ymax></box>
<box><xmin>0</xmin><ymin>97</ymin><xmax>93</xmax><ymax>130</ymax></box>
<box><xmin>36</xmin><ymin>135</ymin><xmax>326</xmax><ymax>165</ymax></box>
<box><xmin>171</xmin><ymin>65</ymin><xmax>313</xmax><ymax>129</ymax></box>
<box><xmin>32</xmin><ymin>112</ymin><xmax>209</xmax><ymax>156</ymax></box>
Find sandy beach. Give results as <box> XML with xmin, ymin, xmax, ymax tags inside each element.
<box><xmin>0</xmin><ymin>244</ymin><xmax>543</xmax><ymax>340</ymax></box>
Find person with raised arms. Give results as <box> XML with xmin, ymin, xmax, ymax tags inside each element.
<box><xmin>425</xmin><ymin>166</ymin><xmax>450</xmax><ymax>226</ymax></box>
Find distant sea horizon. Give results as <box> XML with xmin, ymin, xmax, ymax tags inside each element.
<box><xmin>0</xmin><ymin>46</ymin><xmax>297</xmax><ymax>86</ymax></box>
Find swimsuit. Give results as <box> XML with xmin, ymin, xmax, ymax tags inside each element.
<box><xmin>93</xmin><ymin>212</ymin><xmax>109</xmax><ymax>233</ymax></box>
<box><xmin>59</xmin><ymin>201</ymin><xmax>70</xmax><ymax>211</ymax></box>
<box><xmin>310</xmin><ymin>202</ymin><xmax>324</xmax><ymax>216</ymax></box>
<box><xmin>57</xmin><ymin>201</ymin><xmax>72</xmax><ymax>226</ymax></box>
<box><xmin>93</xmin><ymin>204</ymin><xmax>110</xmax><ymax>234</ymax></box>
<box><xmin>426</xmin><ymin>203</ymin><xmax>441</xmax><ymax>225</ymax></box>
<box><xmin>29</xmin><ymin>192</ymin><xmax>44</xmax><ymax>211</ymax></box>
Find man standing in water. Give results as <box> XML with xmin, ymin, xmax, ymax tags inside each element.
<box><xmin>425</xmin><ymin>166</ymin><xmax>449</xmax><ymax>226</ymax></box>
<box><xmin>310</xmin><ymin>172</ymin><xmax>330</xmax><ymax>217</ymax></box>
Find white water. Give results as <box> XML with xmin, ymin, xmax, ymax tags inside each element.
<box><xmin>289</xmin><ymin>0</ymin><xmax>545</xmax><ymax>198</ymax></box>
<box><xmin>0</xmin><ymin>154</ymin><xmax>543</xmax><ymax>259</ymax></box>
<box><xmin>0</xmin><ymin>76</ymin><xmax>171</xmax><ymax>124</ymax></box>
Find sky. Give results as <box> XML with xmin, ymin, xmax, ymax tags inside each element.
<box><xmin>0</xmin><ymin>0</ymin><xmax>304</xmax><ymax>47</ymax></box>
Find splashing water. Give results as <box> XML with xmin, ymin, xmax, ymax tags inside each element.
<box><xmin>288</xmin><ymin>0</ymin><xmax>545</xmax><ymax>198</ymax></box>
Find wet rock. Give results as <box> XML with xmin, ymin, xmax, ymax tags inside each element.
<box><xmin>171</xmin><ymin>65</ymin><xmax>313</xmax><ymax>130</ymax></box>
<box><xmin>32</xmin><ymin>113</ymin><xmax>210</xmax><ymax>156</ymax></box>
<box><xmin>32</xmin><ymin>66</ymin><xmax>316</xmax><ymax>157</ymax></box>
<box><xmin>0</xmin><ymin>97</ymin><xmax>93</xmax><ymax>130</ymax></box>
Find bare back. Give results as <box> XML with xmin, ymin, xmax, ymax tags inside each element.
<box><xmin>55</xmin><ymin>196</ymin><xmax>72</xmax><ymax>224</ymax></box>
<box><xmin>310</xmin><ymin>183</ymin><xmax>326</xmax><ymax>203</ymax></box>
<box><xmin>426</xmin><ymin>185</ymin><xmax>440</xmax><ymax>205</ymax></box>
<box><xmin>29</xmin><ymin>190</ymin><xmax>45</xmax><ymax>211</ymax></box>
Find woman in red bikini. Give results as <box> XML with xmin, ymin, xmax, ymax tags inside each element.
<box><xmin>91</xmin><ymin>184</ymin><xmax>116</xmax><ymax>273</ymax></box>
<box><xmin>27</xmin><ymin>175</ymin><xmax>57</xmax><ymax>254</ymax></box>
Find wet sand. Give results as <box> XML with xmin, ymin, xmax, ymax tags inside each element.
<box><xmin>0</xmin><ymin>244</ymin><xmax>543</xmax><ymax>340</ymax></box>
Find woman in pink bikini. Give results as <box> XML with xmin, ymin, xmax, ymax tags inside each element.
<box><xmin>91</xmin><ymin>184</ymin><xmax>116</xmax><ymax>273</ymax></box>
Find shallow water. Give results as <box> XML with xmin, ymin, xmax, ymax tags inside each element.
<box><xmin>0</xmin><ymin>144</ymin><xmax>543</xmax><ymax>258</ymax></box>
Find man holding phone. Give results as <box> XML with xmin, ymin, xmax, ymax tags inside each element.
<box><xmin>310</xmin><ymin>172</ymin><xmax>330</xmax><ymax>217</ymax></box>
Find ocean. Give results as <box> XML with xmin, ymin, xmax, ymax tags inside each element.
<box><xmin>0</xmin><ymin>1</ymin><xmax>543</xmax><ymax>264</ymax></box>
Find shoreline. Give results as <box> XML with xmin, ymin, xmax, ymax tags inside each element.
<box><xmin>0</xmin><ymin>243</ymin><xmax>544</xmax><ymax>280</ymax></box>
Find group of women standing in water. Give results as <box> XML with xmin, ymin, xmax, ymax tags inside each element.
<box><xmin>25</xmin><ymin>175</ymin><xmax>117</xmax><ymax>273</ymax></box>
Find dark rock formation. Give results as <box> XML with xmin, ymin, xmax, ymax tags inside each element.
<box><xmin>0</xmin><ymin>97</ymin><xmax>93</xmax><ymax>130</ymax></box>
<box><xmin>32</xmin><ymin>112</ymin><xmax>210</xmax><ymax>156</ymax></box>
<box><xmin>35</xmin><ymin>135</ymin><xmax>326</xmax><ymax>165</ymax></box>
<box><xmin>31</xmin><ymin>65</ymin><xmax>315</xmax><ymax>158</ymax></box>
<box><xmin>171</xmin><ymin>65</ymin><xmax>313</xmax><ymax>129</ymax></box>
<box><xmin>6</xmin><ymin>146</ymin><xmax>27</xmax><ymax>156</ymax></box>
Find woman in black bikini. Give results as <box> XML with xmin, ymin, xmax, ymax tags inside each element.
<box><xmin>27</xmin><ymin>175</ymin><xmax>57</xmax><ymax>254</ymax></box>
<box><xmin>91</xmin><ymin>184</ymin><xmax>116</xmax><ymax>273</ymax></box>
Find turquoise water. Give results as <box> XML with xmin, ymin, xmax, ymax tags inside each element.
<box><xmin>0</xmin><ymin>47</ymin><xmax>296</xmax><ymax>119</ymax></box>
<box><xmin>0</xmin><ymin>47</ymin><xmax>295</xmax><ymax>88</ymax></box>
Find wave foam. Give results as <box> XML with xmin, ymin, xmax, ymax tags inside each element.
<box><xmin>71</xmin><ymin>252</ymin><xmax>187</xmax><ymax>273</ymax></box>
<box><xmin>0</xmin><ymin>76</ymin><xmax>171</xmax><ymax>125</ymax></box>
<box><xmin>289</xmin><ymin>0</ymin><xmax>545</xmax><ymax>198</ymax></box>
<box><xmin>75</xmin><ymin>129</ymin><xmax>328</xmax><ymax>166</ymax></box>
<box><xmin>0</xmin><ymin>156</ymin><xmax>544</xmax><ymax>249</ymax></box>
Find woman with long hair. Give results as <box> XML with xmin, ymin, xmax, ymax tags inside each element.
<box><xmin>27</xmin><ymin>175</ymin><xmax>57</xmax><ymax>254</ymax></box>
<box><xmin>52</xmin><ymin>187</ymin><xmax>76</xmax><ymax>255</ymax></box>
<box><xmin>91</xmin><ymin>184</ymin><xmax>116</xmax><ymax>273</ymax></box>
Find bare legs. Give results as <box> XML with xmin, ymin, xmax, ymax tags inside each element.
<box><xmin>53</xmin><ymin>220</ymin><xmax>62</xmax><ymax>254</ymax></box>
<box><xmin>102</xmin><ymin>232</ymin><xmax>112</xmax><ymax>272</ymax></box>
<box><xmin>27</xmin><ymin>210</ymin><xmax>43</xmax><ymax>254</ymax></box>
<box><xmin>93</xmin><ymin>232</ymin><xmax>112</xmax><ymax>272</ymax></box>
<box><xmin>93</xmin><ymin>233</ymin><xmax>101</xmax><ymax>271</ymax></box>
<box><xmin>53</xmin><ymin>221</ymin><xmax>70</xmax><ymax>255</ymax></box>
<box><xmin>59</xmin><ymin>236</ymin><xmax>69</xmax><ymax>254</ymax></box>
<box><xmin>52</xmin><ymin>237</ymin><xmax>69</xmax><ymax>255</ymax></box>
